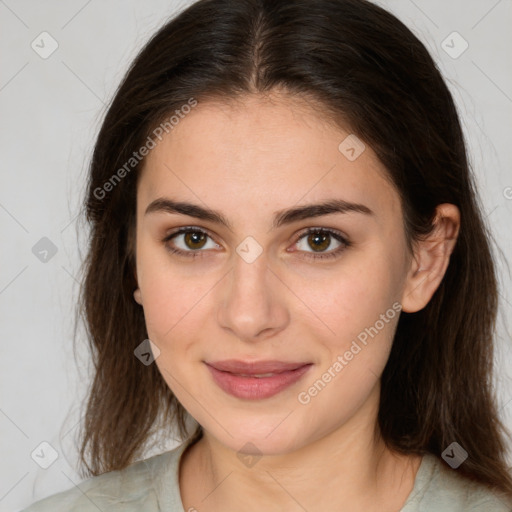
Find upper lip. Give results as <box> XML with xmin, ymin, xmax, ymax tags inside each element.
<box><xmin>206</xmin><ymin>360</ymin><xmax>311</xmax><ymax>375</ymax></box>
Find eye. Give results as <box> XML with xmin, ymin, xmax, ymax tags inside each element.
<box><xmin>292</xmin><ymin>228</ymin><xmax>350</xmax><ymax>261</ymax></box>
<box><xmin>162</xmin><ymin>227</ymin><xmax>220</xmax><ymax>259</ymax></box>
<box><xmin>162</xmin><ymin>226</ymin><xmax>350</xmax><ymax>261</ymax></box>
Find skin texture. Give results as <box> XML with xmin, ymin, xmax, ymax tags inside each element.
<box><xmin>133</xmin><ymin>92</ymin><xmax>460</xmax><ymax>512</ymax></box>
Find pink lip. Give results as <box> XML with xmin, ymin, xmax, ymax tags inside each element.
<box><xmin>205</xmin><ymin>360</ymin><xmax>313</xmax><ymax>400</ymax></box>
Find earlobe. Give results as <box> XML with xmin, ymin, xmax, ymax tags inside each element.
<box><xmin>132</xmin><ymin>259</ymin><xmax>142</xmax><ymax>305</ymax></box>
<box><xmin>401</xmin><ymin>203</ymin><xmax>460</xmax><ymax>313</ymax></box>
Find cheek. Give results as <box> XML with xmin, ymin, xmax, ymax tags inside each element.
<box><xmin>296</xmin><ymin>287</ymin><xmax>400</xmax><ymax>417</ymax></box>
<box><xmin>141</xmin><ymin>276</ymin><xmax>202</xmax><ymax>343</ymax></box>
<box><xmin>137</xmin><ymin>249</ymin><xmax>216</xmax><ymax>351</ymax></box>
<box><xmin>290</xmin><ymin>250</ymin><xmax>404</xmax><ymax>399</ymax></box>
<box><xmin>293</xmin><ymin>252</ymin><xmax>399</xmax><ymax>338</ymax></box>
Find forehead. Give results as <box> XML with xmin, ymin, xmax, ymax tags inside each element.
<box><xmin>138</xmin><ymin>93</ymin><xmax>399</xmax><ymax>221</ymax></box>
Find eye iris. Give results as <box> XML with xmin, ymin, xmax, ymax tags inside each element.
<box><xmin>184</xmin><ymin>231</ymin><xmax>207</xmax><ymax>249</ymax></box>
<box><xmin>308</xmin><ymin>232</ymin><xmax>330</xmax><ymax>252</ymax></box>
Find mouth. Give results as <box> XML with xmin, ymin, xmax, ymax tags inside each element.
<box><xmin>205</xmin><ymin>360</ymin><xmax>313</xmax><ymax>400</ymax></box>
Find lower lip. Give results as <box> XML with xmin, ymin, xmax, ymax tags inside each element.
<box><xmin>206</xmin><ymin>364</ymin><xmax>313</xmax><ymax>400</ymax></box>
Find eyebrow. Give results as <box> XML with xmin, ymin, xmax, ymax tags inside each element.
<box><xmin>144</xmin><ymin>198</ymin><xmax>374</xmax><ymax>230</ymax></box>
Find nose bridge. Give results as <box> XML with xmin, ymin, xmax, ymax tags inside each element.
<box><xmin>231</xmin><ymin>248</ymin><xmax>270</xmax><ymax>300</ymax></box>
<box><xmin>216</xmin><ymin>247</ymin><xmax>288</xmax><ymax>340</ymax></box>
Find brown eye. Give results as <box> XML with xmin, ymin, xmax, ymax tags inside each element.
<box><xmin>163</xmin><ymin>227</ymin><xmax>220</xmax><ymax>259</ymax></box>
<box><xmin>294</xmin><ymin>228</ymin><xmax>350</xmax><ymax>261</ymax></box>
<box><xmin>306</xmin><ymin>231</ymin><xmax>331</xmax><ymax>252</ymax></box>
<box><xmin>183</xmin><ymin>231</ymin><xmax>208</xmax><ymax>250</ymax></box>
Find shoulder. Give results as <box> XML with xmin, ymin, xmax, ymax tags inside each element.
<box><xmin>402</xmin><ymin>453</ymin><xmax>512</xmax><ymax>512</ymax></box>
<box><xmin>19</xmin><ymin>445</ymin><xmax>184</xmax><ymax>512</ymax></box>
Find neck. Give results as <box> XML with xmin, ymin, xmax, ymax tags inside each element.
<box><xmin>179</xmin><ymin>385</ymin><xmax>421</xmax><ymax>512</ymax></box>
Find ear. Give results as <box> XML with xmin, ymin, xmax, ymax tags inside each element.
<box><xmin>129</xmin><ymin>228</ymin><xmax>143</xmax><ymax>305</ymax></box>
<box><xmin>401</xmin><ymin>203</ymin><xmax>460</xmax><ymax>313</ymax></box>
<box><xmin>134</xmin><ymin>288</ymin><xmax>143</xmax><ymax>305</ymax></box>
<box><xmin>132</xmin><ymin>265</ymin><xmax>143</xmax><ymax>305</ymax></box>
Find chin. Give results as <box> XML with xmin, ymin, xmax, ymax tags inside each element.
<box><xmin>207</xmin><ymin>416</ymin><xmax>307</xmax><ymax>457</ymax></box>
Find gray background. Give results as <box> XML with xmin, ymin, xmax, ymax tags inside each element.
<box><xmin>1</xmin><ymin>0</ymin><xmax>511</xmax><ymax>510</ymax></box>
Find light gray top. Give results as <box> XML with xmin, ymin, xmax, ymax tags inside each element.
<box><xmin>20</xmin><ymin>439</ymin><xmax>512</xmax><ymax>511</ymax></box>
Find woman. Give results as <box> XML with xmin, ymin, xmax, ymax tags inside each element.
<box><xmin>22</xmin><ymin>0</ymin><xmax>512</xmax><ymax>510</ymax></box>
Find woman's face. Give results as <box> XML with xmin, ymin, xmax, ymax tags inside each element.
<box><xmin>134</xmin><ymin>92</ymin><xmax>415</xmax><ymax>454</ymax></box>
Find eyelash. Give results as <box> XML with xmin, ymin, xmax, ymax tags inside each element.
<box><xmin>162</xmin><ymin>226</ymin><xmax>350</xmax><ymax>261</ymax></box>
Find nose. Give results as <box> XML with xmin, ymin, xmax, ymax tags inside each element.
<box><xmin>216</xmin><ymin>249</ymin><xmax>290</xmax><ymax>343</ymax></box>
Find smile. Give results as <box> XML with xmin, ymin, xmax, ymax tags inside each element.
<box><xmin>205</xmin><ymin>360</ymin><xmax>313</xmax><ymax>400</ymax></box>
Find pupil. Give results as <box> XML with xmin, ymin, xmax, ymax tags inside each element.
<box><xmin>185</xmin><ymin>231</ymin><xmax>206</xmax><ymax>249</ymax></box>
<box><xmin>309</xmin><ymin>232</ymin><xmax>329</xmax><ymax>252</ymax></box>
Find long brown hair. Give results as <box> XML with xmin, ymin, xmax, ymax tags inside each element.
<box><xmin>75</xmin><ymin>0</ymin><xmax>512</xmax><ymax>500</ymax></box>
